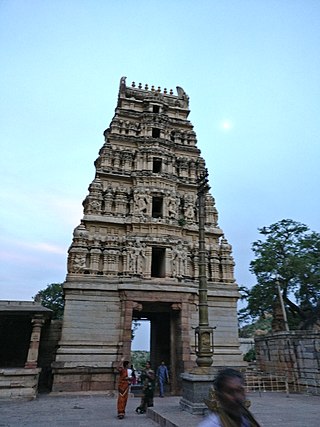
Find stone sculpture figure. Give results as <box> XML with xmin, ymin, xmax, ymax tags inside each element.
<box><xmin>172</xmin><ymin>242</ymin><xmax>187</xmax><ymax>278</ymax></box>
<box><xmin>167</xmin><ymin>196</ymin><xmax>177</xmax><ymax>218</ymax></box>
<box><xmin>136</xmin><ymin>195</ymin><xmax>148</xmax><ymax>215</ymax></box>
<box><xmin>72</xmin><ymin>254</ymin><xmax>87</xmax><ymax>273</ymax></box>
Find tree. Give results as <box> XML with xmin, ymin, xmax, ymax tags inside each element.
<box><xmin>131</xmin><ymin>320</ymin><xmax>141</xmax><ymax>341</ymax></box>
<box><xmin>33</xmin><ymin>283</ymin><xmax>64</xmax><ymax>319</ymax></box>
<box><xmin>240</xmin><ymin>219</ymin><xmax>320</xmax><ymax>330</ymax></box>
<box><xmin>131</xmin><ymin>351</ymin><xmax>150</xmax><ymax>371</ymax></box>
<box><xmin>239</xmin><ymin>314</ymin><xmax>272</xmax><ymax>337</ymax></box>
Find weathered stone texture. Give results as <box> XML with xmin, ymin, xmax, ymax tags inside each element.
<box><xmin>0</xmin><ymin>368</ymin><xmax>40</xmax><ymax>399</ymax></box>
<box><xmin>255</xmin><ymin>331</ymin><xmax>320</xmax><ymax>392</ymax></box>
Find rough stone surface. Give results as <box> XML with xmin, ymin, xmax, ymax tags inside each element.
<box><xmin>255</xmin><ymin>331</ymin><xmax>320</xmax><ymax>393</ymax></box>
<box><xmin>0</xmin><ymin>368</ymin><xmax>40</xmax><ymax>399</ymax></box>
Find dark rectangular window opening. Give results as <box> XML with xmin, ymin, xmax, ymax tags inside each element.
<box><xmin>153</xmin><ymin>105</ymin><xmax>160</xmax><ymax>113</ymax></box>
<box><xmin>0</xmin><ymin>318</ymin><xmax>31</xmax><ymax>367</ymax></box>
<box><xmin>153</xmin><ymin>158</ymin><xmax>162</xmax><ymax>173</ymax></box>
<box><xmin>152</xmin><ymin>128</ymin><xmax>160</xmax><ymax>138</ymax></box>
<box><xmin>151</xmin><ymin>247</ymin><xmax>166</xmax><ymax>277</ymax></box>
<box><xmin>152</xmin><ymin>196</ymin><xmax>163</xmax><ymax>218</ymax></box>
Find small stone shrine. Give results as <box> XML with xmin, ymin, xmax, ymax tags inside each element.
<box><xmin>0</xmin><ymin>301</ymin><xmax>52</xmax><ymax>398</ymax></box>
<box><xmin>52</xmin><ymin>77</ymin><xmax>243</xmax><ymax>393</ymax></box>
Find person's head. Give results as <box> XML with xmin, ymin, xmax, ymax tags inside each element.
<box><xmin>146</xmin><ymin>360</ymin><xmax>151</xmax><ymax>369</ymax></box>
<box><xmin>123</xmin><ymin>360</ymin><xmax>129</xmax><ymax>368</ymax></box>
<box><xmin>161</xmin><ymin>361</ymin><xmax>165</xmax><ymax>365</ymax></box>
<box><xmin>214</xmin><ymin>369</ymin><xmax>246</xmax><ymax>415</ymax></box>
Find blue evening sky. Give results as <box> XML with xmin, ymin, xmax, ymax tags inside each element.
<box><xmin>1</xmin><ymin>0</ymin><xmax>319</xmax><ymax>335</ymax></box>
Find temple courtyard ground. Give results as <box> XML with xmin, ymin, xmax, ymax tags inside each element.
<box><xmin>0</xmin><ymin>391</ymin><xmax>319</xmax><ymax>426</ymax></box>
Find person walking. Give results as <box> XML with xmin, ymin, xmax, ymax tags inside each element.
<box><xmin>198</xmin><ymin>368</ymin><xmax>261</xmax><ymax>427</ymax></box>
<box><xmin>156</xmin><ymin>361</ymin><xmax>169</xmax><ymax>397</ymax></box>
<box><xmin>116</xmin><ymin>359</ymin><xmax>132</xmax><ymax>419</ymax></box>
<box><xmin>135</xmin><ymin>361</ymin><xmax>155</xmax><ymax>414</ymax></box>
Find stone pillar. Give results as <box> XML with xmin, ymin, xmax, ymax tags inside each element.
<box><xmin>90</xmin><ymin>247</ymin><xmax>101</xmax><ymax>274</ymax></box>
<box><xmin>25</xmin><ymin>316</ymin><xmax>45</xmax><ymax>369</ymax></box>
<box><xmin>180</xmin><ymin>170</ymin><xmax>215</xmax><ymax>414</ymax></box>
<box><xmin>103</xmin><ymin>190</ymin><xmax>113</xmax><ymax>214</ymax></box>
<box><xmin>166</xmin><ymin>248</ymin><xmax>172</xmax><ymax>278</ymax></box>
<box><xmin>144</xmin><ymin>246</ymin><xmax>152</xmax><ymax>279</ymax></box>
<box><xmin>122</xmin><ymin>300</ymin><xmax>134</xmax><ymax>358</ymax></box>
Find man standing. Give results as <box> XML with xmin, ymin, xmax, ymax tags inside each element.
<box><xmin>156</xmin><ymin>361</ymin><xmax>169</xmax><ymax>398</ymax></box>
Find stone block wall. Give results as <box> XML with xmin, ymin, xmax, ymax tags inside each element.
<box><xmin>255</xmin><ymin>331</ymin><xmax>320</xmax><ymax>393</ymax></box>
<box><xmin>0</xmin><ymin>368</ymin><xmax>40</xmax><ymax>399</ymax></box>
<box><xmin>38</xmin><ymin>320</ymin><xmax>62</xmax><ymax>391</ymax></box>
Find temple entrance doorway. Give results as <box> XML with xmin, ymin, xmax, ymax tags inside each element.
<box><xmin>132</xmin><ymin>302</ymin><xmax>182</xmax><ymax>395</ymax></box>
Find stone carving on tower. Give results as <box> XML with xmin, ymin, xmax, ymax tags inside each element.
<box><xmin>52</xmin><ymin>77</ymin><xmax>243</xmax><ymax>394</ymax></box>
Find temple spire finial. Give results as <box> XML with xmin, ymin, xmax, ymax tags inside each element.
<box><xmin>119</xmin><ymin>76</ymin><xmax>127</xmax><ymax>93</ymax></box>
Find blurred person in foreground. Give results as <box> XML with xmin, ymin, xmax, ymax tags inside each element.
<box><xmin>198</xmin><ymin>368</ymin><xmax>261</xmax><ymax>427</ymax></box>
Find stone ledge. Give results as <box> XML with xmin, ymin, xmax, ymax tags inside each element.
<box><xmin>0</xmin><ymin>368</ymin><xmax>40</xmax><ymax>400</ymax></box>
<box><xmin>0</xmin><ymin>368</ymin><xmax>40</xmax><ymax>375</ymax></box>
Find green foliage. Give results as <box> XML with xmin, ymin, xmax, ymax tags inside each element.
<box><xmin>242</xmin><ymin>219</ymin><xmax>320</xmax><ymax>330</ymax></box>
<box><xmin>131</xmin><ymin>351</ymin><xmax>150</xmax><ymax>370</ymax></box>
<box><xmin>239</xmin><ymin>315</ymin><xmax>272</xmax><ymax>337</ymax></box>
<box><xmin>131</xmin><ymin>320</ymin><xmax>141</xmax><ymax>340</ymax></box>
<box><xmin>33</xmin><ymin>283</ymin><xmax>64</xmax><ymax>319</ymax></box>
<box><xmin>243</xmin><ymin>348</ymin><xmax>256</xmax><ymax>362</ymax></box>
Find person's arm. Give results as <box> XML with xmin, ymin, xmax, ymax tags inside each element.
<box><xmin>147</xmin><ymin>369</ymin><xmax>155</xmax><ymax>380</ymax></box>
<box><xmin>165</xmin><ymin>367</ymin><xmax>169</xmax><ymax>381</ymax></box>
<box><xmin>117</xmin><ymin>357</ymin><xmax>124</xmax><ymax>371</ymax></box>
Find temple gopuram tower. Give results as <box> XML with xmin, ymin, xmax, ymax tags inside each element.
<box><xmin>52</xmin><ymin>77</ymin><xmax>244</xmax><ymax>393</ymax></box>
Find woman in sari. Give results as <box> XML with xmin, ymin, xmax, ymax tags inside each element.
<box><xmin>117</xmin><ymin>359</ymin><xmax>131</xmax><ymax>419</ymax></box>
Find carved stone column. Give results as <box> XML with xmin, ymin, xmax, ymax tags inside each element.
<box><xmin>25</xmin><ymin>315</ymin><xmax>45</xmax><ymax>369</ymax></box>
<box><xmin>144</xmin><ymin>246</ymin><xmax>152</xmax><ymax>279</ymax></box>
<box><xmin>166</xmin><ymin>248</ymin><xmax>172</xmax><ymax>278</ymax></box>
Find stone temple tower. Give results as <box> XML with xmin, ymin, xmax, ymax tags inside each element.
<box><xmin>52</xmin><ymin>77</ymin><xmax>244</xmax><ymax>393</ymax></box>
